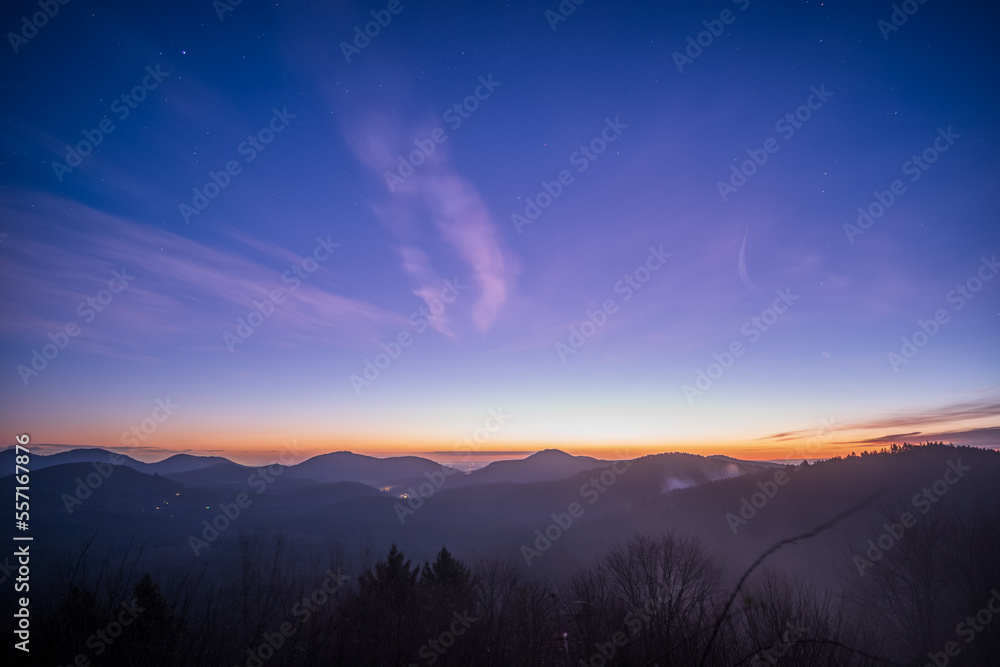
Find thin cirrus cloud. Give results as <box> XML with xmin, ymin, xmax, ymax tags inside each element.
<box><xmin>843</xmin><ymin>398</ymin><xmax>1000</xmax><ymax>431</ymax></box>
<box><xmin>855</xmin><ymin>427</ymin><xmax>1000</xmax><ymax>447</ymax></box>
<box><xmin>397</xmin><ymin>244</ymin><xmax>454</xmax><ymax>337</ymax></box>
<box><xmin>755</xmin><ymin>397</ymin><xmax>1000</xmax><ymax>446</ymax></box>
<box><xmin>418</xmin><ymin>169</ymin><xmax>516</xmax><ymax>332</ymax></box>
<box><xmin>341</xmin><ymin>111</ymin><xmax>519</xmax><ymax>336</ymax></box>
<box><xmin>0</xmin><ymin>193</ymin><xmax>404</xmax><ymax>359</ymax></box>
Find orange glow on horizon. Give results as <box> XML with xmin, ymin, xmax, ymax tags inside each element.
<box><xmin>21</xmin><ymin>428</ymin><xmax>988</xmax><ymax>467</ymax></box>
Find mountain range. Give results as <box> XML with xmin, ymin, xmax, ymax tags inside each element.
<box><xmin>4</xmin><ymin>443</ymin><xmax>997</xmax><ymax>587</ymax></box>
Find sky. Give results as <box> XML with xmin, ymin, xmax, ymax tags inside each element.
<box><xmin>1</xmin><ymin>0</ymin><xmax>998</xmax><ymax>466</ymax></box>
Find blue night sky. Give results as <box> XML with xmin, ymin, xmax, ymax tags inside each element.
<box><xmin>1</xmin><ymin>0</ymin><xmax>997</xmax><ymax>464</ymax></box>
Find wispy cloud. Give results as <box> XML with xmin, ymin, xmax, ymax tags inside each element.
<box><xmin>757</xmin><ymin>397</ymin><xmax>1000</xmax><ymax>445</ymax></box>
<box><xmin>0</xmin><ymin>193</ymin><xmax>405</xmax><ymax>359</ymax></box>
<box><xmin>397</xmin><ymin>244</ymin><xmax>453</xmax><ymax>336</ymax></box>
<box><xmin>844</xmin><ymin>398</ymin><xmax>1000</xmax><ymax>431</ymax></box>
<box><xmin>341</xmin><ymin>110</ymin><xmax>518</xmax><ymax>335</ymax></box>
<box><xmin>851</xmin><ymin>427</ymin><xmax>1000</xmax><ymax>447</ymax></box>
<box><xmin>421</xmin><ymin>171</ymin><xmax>515</xmax><ymax>331</ymax></box>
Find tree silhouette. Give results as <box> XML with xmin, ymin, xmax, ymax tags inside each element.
<box><xmin>345</xmin><ymin>543</ymin><xmax>422</xmax><ymax>666</ymax></box>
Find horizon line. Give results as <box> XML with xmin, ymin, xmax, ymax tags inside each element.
<box><xmin>6</xmin><ymin>441</ymin><xmax>997</xmax><ymax>468</ymax></box>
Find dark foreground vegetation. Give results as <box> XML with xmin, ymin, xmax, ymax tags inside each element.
<box><xmin>11</xmin><ymin>516</ymin><xmax>1000</xmax><ymax>666</ymax></box>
